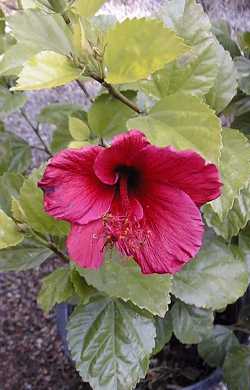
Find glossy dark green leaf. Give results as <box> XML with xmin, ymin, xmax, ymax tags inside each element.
<box><xmin>223</xmin><ymin>345</ymin><xmax>250</xmax><ymax>390</ymax></box>
<box><xmin>67</xmin><ymin>296</ymin><xmax>156</xmax><ymax>390</ymax></box>
<box><xmin>38</xmin><ymin>266</ymin><xmax>75</xmax><ymax>313</ymax></box>
<box><xmin>70</xmin><ymin>269</ymin><xmax>97</xmax><ymax>304</ymax></box>
<box><xmin>153</xmin><ymin>313</ymin><xmax>172</xmax><ymax>355</ymax></box>
<box><xmin>212</xmin><ymin>20</ymin><xmax>241</xmax><ymax>58</ymax></box>
<box><xmin>239</xmin><ymin>224</ymin><xmax>250</xmax><ymax>281</ymax></box>
<box><xmin>0</xmin><ymin>237</ymin><xmax>52</xmax><ymax>272</ymax></box>
<box><xmin>171</xmin><ymin>300</ymin><xmax>214</xmax><ymax>344</ymax></box>
<box><xmin>0</xmin><ymin>172</ymin><xmax>24</xmax><ymax>215</ymax></box>
<box><xmin>173</xmin><ymin>235</ymin><xmax>248</xmax><ymax>310</ymax></box>
<box><xmin>198</xmin><ymin>325</ymin><xmax>239</xmax><ymax>367</ymax></box>
<box><xmin>78</xmin><ymin>255</ymin><xmax>172</xmax><ymax>317</ymax></box>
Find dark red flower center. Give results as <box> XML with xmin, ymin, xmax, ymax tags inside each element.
<box><xmin>116</xmin><ymin>165</ymin><xmax>140</xmax><ymax>192</ymax></box>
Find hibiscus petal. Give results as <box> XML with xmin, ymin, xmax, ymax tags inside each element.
<box><xmin>117</xmin><ymin>184</ymin><xmax>204</xmax><ymax>274</ymax></box>
<box><xmin>38</xmin><ymin>146</ymin><xmax>114</xmax><ymax>224</ymax></box>
<box><xmin>134</xmin><ymin>145</ymin><xmax>222</xmax><ymax>207</ymax></box>
<box><xmin>67</xmin><ymin>220</ymin><xmax>105</xmax><ymax>269</ymax></box>
<box><xmin>94</xmin><ymin>129</ymin><xmax>149</xmax><ymax>185</ymax></box>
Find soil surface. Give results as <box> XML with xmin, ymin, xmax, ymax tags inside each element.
<box><xmin>1</xmin><ymin>0</ymin><xmax>249</xmax><ymax>389</ymax></box>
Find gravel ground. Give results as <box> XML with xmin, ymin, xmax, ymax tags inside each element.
<box><xmin>1</xmin><ymin>0</ymin><xmax>249</xmax><ymax>389</ymax></box>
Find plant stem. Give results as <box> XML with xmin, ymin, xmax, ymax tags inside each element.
<box><xmin>231</xmin><ymin>325</ymin><xmax>250</xmax><ymax>336</ymax></box>
<box><xmin>20</xmin><ymin>109</ymin><xmax>53</xmax><ymax>158</ymax></box>
<box><xmin>48</xmin><ymin>242</ymin><xmax>70</xmax><ymax>264</ymax></box>
<box><xmin>31</xmin><ymin>145</ymin><xmax>50</xmax><ymax>154</ymax></box>
<box><xmin>91</xmin><ymin>74</ymin><xmax>142</xmax><ymax>114</ymax></box>
<box><xmin>76</xmin><ymin>80</ymin><xmax>94</xmax><ymax>103</ymax></box>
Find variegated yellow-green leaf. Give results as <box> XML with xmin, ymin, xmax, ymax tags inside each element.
<box><xmin>128</xmin><ymin>93</ymin><xmax>222</xmax><ymax>164</ymax></box>
<box><xmin>14</xmin><ymin>51</ymin><xmax>82</xmax><ymax>91</ymax></box>
<box><xmin>104</xmin><ymin>18</ymin><xmax>189</xmax><ymax>84</ymax></box>
<box><xmin>0</xmin><ymin>209</ymin><xmax>24</xmax><ymax>249</ymax></box>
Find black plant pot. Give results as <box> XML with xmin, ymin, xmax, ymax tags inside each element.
<box><xmin>55</xmin><ymin>303</ymin><xmax>223</xmax><ymax>390</ymax></box>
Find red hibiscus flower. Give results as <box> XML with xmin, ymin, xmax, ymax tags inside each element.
<box><xmin>38</xmin><ymin>130</ymin><xmax>221</xmax><ymax>274</ymax></box>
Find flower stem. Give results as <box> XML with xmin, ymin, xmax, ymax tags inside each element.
<box><xmin>20</xmin><ymin>108</ymin><xmax>53</xmax><ymax>158</ymax></box>
<box><xmin>76</xmin><ymin>79</ymin><xmax>94</xmax><ymax>103</ymax></box>
<box><xmin>91</xmin><ymin>74</ymin><xmax>142</xmax><ymax>114</ymax></box>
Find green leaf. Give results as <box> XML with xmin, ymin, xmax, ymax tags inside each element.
<box><xmin>69</xmin><ymin>117</ymin><xmax>90</xmax><ymax>141</ymax></box>
<box><xmin>70</xmin><ymin>269</ymin><xmax>97</xmax><ymax>304</ymax></box>
<box><xmin>77</xmin><ymin>254</ymin><xmax>172</xmax><ymax>317</ymax></box>
<box><xmin>172</xmin><ymin>235</ymin><xmax>248</xmax><ymax>310</ymax></box>
<box><xmin>206</xmin><ymin>41</ymin><xmax>237</xmax><ymax>114</ymax></box>
<box><xmin>155</xmin><ymin>0</ymin><xmax>218</xmax><ymax>98</ymax></box>
<box><xmin>0</xmin><ymin>130</ymin><xmax>31</xmax><ymax>174</ymax></box>
<box><xmin>198</xmin><ymin>325</ymin><xmax>239</xmax><ymax>367</ymax></box>
<box><xmin>38</xmin><ymin>266</ymin><xmax>75</xmax><ymax>313</ymax></box>
<box><xmin>171</xmin><ymin>300</ymin><xmax>213</xmax><ymax>344</ymax></box>
<box><xmin>67</xmin><ymin>296</ymin><xmax>156</xmax><ymax>390</ymax></box>
<box><xmin>104</xmin><ymin>18</ymin><xmax>189</xmax><ymax>84</ymax></box>
<box><xmin>239</xmin><ymin>225</ymin><xmax>250</xmax><ymax>282</ymax></box>
<box><xmin>0</xmin><ymin>173</ymin><xmax>24</xmax><ymax>215</ymax></box>
<box><xmin>159</xmin><ymin>0</ymin><xmax>212</xmax><ymax>46</ymax></box>
<box><xmin>0</xmin><ymin>87</ymin><xmax>27</xmax><ymax>115</ymax></box>
<box><xmin>204</xmin><ymin>184</ymin><xmax>250</xmax><ymax>240</ymax></box>
<box><xmin>19</xmin><ymin>167</ymin><xmax>70</xmax><ymax>236</ymax></box>
<box><xmin>235</xmin><ymin>56</ymin><xmax>250</xmax><ymax>95</ymax></box>
<box><xmin>38</xmin><ymin>103</ymin><xmax>84</xmax><ymax>125</ymax></box>
<box><xmin>223</xmin><ymin>346</ymin><xmax>250</xmax><ymax>390</ymax></box>
<box><xmin>7</xmin><ymin>10</ymin><xmax>73</xmax><ymax>55</ymax></box>
<box><xmin>72</xmin><ymin>0</ymin><xmax>106</xmax><ymax>17</ymax></box>
<box><xmin>128</xmin><ymin>93</ymin><xmax>222</xmax><ymax>164</ymax></box>
<box><xmin>148</xmin><ymin>39</ymin><xmax>218</xmax><ymax>99</ymax></box>
<box><xmin>88</xmin><ymin>92</ymin><xmax>136</xmax><ymax>138</ymax></box>
<box><xmin>38</xmin><ymin>103</ymin><xmax>87</xmax><ymax>152</ymax></box>
<box><xmin>0</xmin><ymin>209</ymin><xmax>24</xmax><ymax>249</ymax></box>
<box><xmin>204</xmin><ymin>128</ymin><xmax>250</xmax><ymax>220</ymax></box>
<box><xmin>212</xmin><ymin>20</ymin><xmax>241</xmax><ymax>58</ymax></box>
<box><xmin>0</xmin><ymin>43</ymin><xmax>39</xmax><ymax>77</ymax></box>
<box><xmin>0</xmin><ymin>236</ymin><xmax>53</xmax><ymax>272</ymax></box>
<box><xmin>14</xmin><ymin>51</ymin><xmax>82</xmax><ymax>91</ymax></box>
<box><xmin>153</xmin><ymin>313</ymin><xmax>172</xmax><ymax>355</ymax></box>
